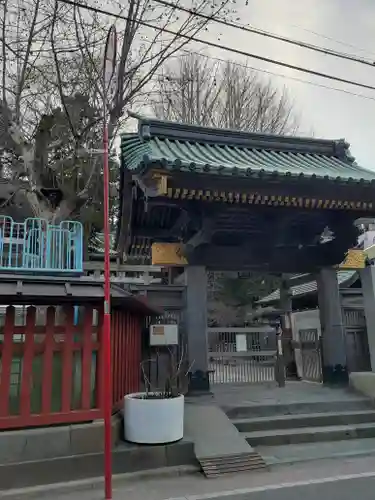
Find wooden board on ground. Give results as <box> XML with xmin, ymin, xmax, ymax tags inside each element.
<box><xmin>184</xmin><ymin>402</ymin><xmax>266</xmax><ymax>477</ymax></box>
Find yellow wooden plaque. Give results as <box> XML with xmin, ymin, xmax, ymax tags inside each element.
<box><xmin>151</xmin><ymin>242</ymin><xmax>188</xmax><ymax>266</ymax></box>
<box><xmin>338</xmin><ymin>249</ymin><xmax>366</xmax><ymax>269</ymax></box>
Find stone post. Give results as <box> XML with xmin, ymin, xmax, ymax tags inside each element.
<box><xmin>184</xmin><ymin>266</ymin><xmax>210</xmax><ymax>393</ymax></box>
<box><xmin>359</xmin><ymin>266</ymin><xmax>375</xmax><ymax>371</ymax></box>
<box><xmin>280</xmin><ymin>278</ymin><xmax>295</xmax><ymax>381</ymax></box>
<box><xmin>317</xmin><ymin>268</ymin><xmax>347</xmax><ymax>384</ymax></box>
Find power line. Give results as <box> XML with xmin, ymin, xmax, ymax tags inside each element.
<box><xmin>153</xmin><ymin>0</ymin><xmax>375</xmax><ymax>69</ymax></box>
<box><xmin>288</xmin><ymin>23</ymin><xmax>375</xmax><ymax>59</ymax></box>
<box><xmin>8</xmin><ymin>8</ymin><xmax>373</xmax><ymax>104</ymax></box>
<box><xmin>168</xmin><ymin>49</ymin><xmax>375</xmax><ymax>102</ymax></box>
<box><xmin>58</xmin><ymin>0</ymin><xmax>375</xmax><ymax>93</ymax></box>
<box><xmin>115</xmin><ymin>43</ymin><xmax>375</xmax><ymax>102</ymax></box>
<box><xmin>120</xmin><ymin>34</ymin><xmax>375</xmax><ymax>102</ymax></box>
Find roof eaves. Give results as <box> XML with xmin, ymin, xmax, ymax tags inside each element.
<box><xmin>128</xmin><ymin>112</ymin><xmax>344</xmax><ymax>156</ymax></box>
<box><xmin>259</xmin><ymin>270</ymin><xmax>358</xmax><ymax>305</ymax></box>
<box><xmin>156</xmin><ymin>160</ymin><xmax>374</xmax><ymax>186</ymax></box>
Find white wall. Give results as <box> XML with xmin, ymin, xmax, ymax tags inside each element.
<box><xmin>358</xmin><ymin>230</ymin><xmax>375</xmax><ymax>250</ymax></box>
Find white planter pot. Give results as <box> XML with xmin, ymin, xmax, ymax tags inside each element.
<box><xmin>124</xmin><ymin>392</ymin><xmax>184</xmax><ymax>444</ymax></box>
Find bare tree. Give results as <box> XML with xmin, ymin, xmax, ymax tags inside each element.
<box><xmin>152</xmin><ymin>53</ymin><xmax>297</xmax><ymax>326</ymax></box>
<box><xmin>153</xmin><ymin>52</ymin><xmax>299</xmax><ymax>134</ymax></box>
<box><xmin>0</xmin><ymin>0</ymin><xmax>233</xmax><ymax>225</ymax></box>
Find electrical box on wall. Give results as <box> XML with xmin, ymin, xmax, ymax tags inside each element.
<box><xmin>149</xmin><ymin>324</ymin><xmax>179</xmax><ymax>346</ymax></box>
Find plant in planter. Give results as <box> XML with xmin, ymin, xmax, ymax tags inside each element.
<box><xmin>124</xmin><ymin>345</ymin><xmax>192</xmax><ymax>445</ymax></box>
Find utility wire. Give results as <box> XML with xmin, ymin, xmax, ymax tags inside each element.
<box><xmin>162</xmin><ymin>49</ymin><xmax>375</xmax><ymax>102</ymax></box>
<box><xmin>288</xmin><ymin>23</ymin><xmax>375</xmax><ymax>58</ymax></box>
<box><xmin>58</xmin><ymin>0</ymin><xmax>375</xmax><ymax>93</ymax></box>
<box><xmin>153</xmin><ymin>0</ymin><xmax>375</xmax><ymax>68</ymax></box>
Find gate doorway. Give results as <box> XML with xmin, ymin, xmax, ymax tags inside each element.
<box><xmin>207</xmin><ymin>326</ymin><xmax>277</xmax><ymax>385</ymax></box>
<box><xmin>292</xmin><ymin>310</ymin><xmax>322</xmax><ymax>382</ymax></box>
<box><xmin>343</xmin><ymin>308</ymin><xmax>371</xmax><ymax>372</ymax></box>
<box><xmin>296</xmin><ymin>328</ymin><xmax>322</xmax><ymax>382</ymax></box>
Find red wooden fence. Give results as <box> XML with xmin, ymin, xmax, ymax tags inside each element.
<box><xmin>111</xmin><ymin>310</ymin><xmax>141</xmax><ymax>410</ymax></box>
<box><xmin>0</xmin><ymin>304</ymin><xmax>142</xmax><ymax>430</ymax></box>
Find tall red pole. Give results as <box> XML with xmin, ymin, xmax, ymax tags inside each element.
<box><xmin>103</xmin><ymin>100</ymin><xmax>112</xmax><ymax>499</ymax></box>
<box><xmin>102</xmin><ymin>25</ymin><xmax>116</xmax><ymax>500</ymax></box>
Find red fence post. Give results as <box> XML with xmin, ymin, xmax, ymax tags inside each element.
<box><xmin>126</xmin><ymin>313</ymin><xmax>131</xmax><ymax>395</ymax></box>
<box><xmin>41</xmin><ymin>307</ymin><xmax>56</xmax><ymax>415</ymax></box>
<box><xmin>108</xmin><ymin>309</ymin><xmax>144</xmax><ymax>409</ymax></box>
<box><xmin>96</xmin><ymin>307</ymin><xmax>105</xmax><ymax>415</ymax></box>
<box><xmin>111</xmin><ymin>310</ymin><xmax>118</xmax><ymax>408</ymax></box>
<box><xmin>121</xmin><ymin>313</ymin><xmax>127</xmax><ymax>396</ymax></box>
<box><xmin>134</xmin><ymin>316</ymin><xmax>141</xmax><ymax>393</ymax></box>
<box><xmin>81</xmin><ymin>306</ymin><xmax>93</xmax><ymax>410</ymax></box>
<box><xmin>61</xmin><ymin>306</ymin><xmax>74</xmax><ymax>413</ymax></box>
<box><xmin>20</xmin><ymin>307</ymin><xmax>36</xmax><ymax>417</ymax></box>
<box><xmin>0</xmin><ymin>306</ymin><xmax>15</xmax><ymax>417</ymax></box>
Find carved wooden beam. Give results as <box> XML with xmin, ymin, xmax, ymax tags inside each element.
<box><xmin>170</xmin><ymin>210</ymin><xmax>190</xmax><ymax>234</ymax></box>
<box><xmin>182</xmin><ymin>217</ymin><xmax>214</xmax><ymax>258</ymax></box>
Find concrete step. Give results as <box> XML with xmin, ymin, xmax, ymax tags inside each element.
<box><xmin>244</xmin><ymin>422</ymin><xmax>375</xmax><ymax>447</ymax></box>
<box><xmin>184</xmin><ymin>403</ymin><xmax>265</xmax><ymax>477</ymax></box>
<box><xmin>256</xmin><ymin>437</ymin><xmax>375</xmax><ymax>466</ymax></box>
<box><xmin>233</xmin><ymin>410</ymin><xmax>375</xmax><ymax>433</ymax></box>
<box><xmin>225</xmin><ymin>398</ymin><xmax>374</xmax><ymax>419</ymax></box>
<box><xmin>0</xmin><ymin>440</ymin><xmax>197</xmax><ymax>491</ymax></box>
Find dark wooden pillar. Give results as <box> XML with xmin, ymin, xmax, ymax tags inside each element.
<box><xmin>278</xmin><ymin>278</ymin><xmax>295</xmax><ymax>383</ymax></box>
<box><xmin>185</xmin><ymin>266</ymin><xmax>210</xmax><ymax>394</ymax></box>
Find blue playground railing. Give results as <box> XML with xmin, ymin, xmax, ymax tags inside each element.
<box><xmin>0</xmin><ymin>216</ymin><xmax>83</xmax><ymax>273</ymax></box>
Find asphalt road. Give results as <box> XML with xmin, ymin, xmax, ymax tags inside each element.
<box><xmin>5</xmin><ymin>457</ymin><xmax>375</xmax><ymax>500</ymax></box>
<box><xmin>198</xmin><ymin>474</ymin><xmax>375</xmax><ymax>500</ymax></box>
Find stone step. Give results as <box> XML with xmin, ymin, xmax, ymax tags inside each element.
<box><xmin>225</xmin><ymin>398</ymin><xmax>373</xmax><ymax>419</ymax></box>
<box><xmin>256</xmin><ymin>437</ymin><xmax>375</xmax><ymax>466</ymax></box>
<box><xmin>244</xmin><ymin>422</ymin><xmax>375</xmax><ymax>447</ymax></box>
<box><xmin>0</xmin><ymin>440</ymin><xmax>197</xmax><ymax>491</ymax></box>
<box><xmin>233</xmin><ymin>410</ymin><xmax>375</xmax><ymax>433</ymax></box>
<box><xmin>184</xmin><ymin>403</ymin><xmax>265</xmax><ymax>478</ymax></box>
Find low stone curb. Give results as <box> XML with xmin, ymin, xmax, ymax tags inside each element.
<box><xmin>0</xmin><ymin>465</ymin><xmax>200</xmax><ymax>499</ymax></box>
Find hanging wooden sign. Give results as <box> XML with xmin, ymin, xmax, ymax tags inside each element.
<box><xmin>338</xmin><ymin>249</ymin><xmax>366</xmax><ymax>269</ymax></box>
<box><xmin>151</xmin><ymin>243</ymin><xmax>188</xmax><ymax>266</ymax></box>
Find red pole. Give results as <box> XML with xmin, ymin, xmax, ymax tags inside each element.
<box><xmin>103</xmin><ymin>103</ymin><xmax>112</xmax><ymax>499</ymax></box>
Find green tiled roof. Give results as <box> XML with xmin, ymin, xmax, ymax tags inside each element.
<box><xmin>89</xmin><ymin>232</ymin><xmax>118</xmax><ymax>255</ymax></box>
<box><xmin>258</xmin><ymin>271</ymin><xmax>358</xmax><ymax>304</ymax></box>
<box><xmin>121</xmin><ymin>114</ymin><xmax>375</xmax><ymax>182</ymax></box>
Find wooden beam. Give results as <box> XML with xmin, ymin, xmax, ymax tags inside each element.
<box><xmin>170</xmin><ymin>209</ymin><xmax>190</xmax><ymax>233</ymax></box>
<box><xmin>132</xmin><ymin>228</ymin><xmax>175</xmax><ymax>239</ymax></box>
<box><xmin>182</xmin><ymin>217</ymin><xmax>213</xmax><ymax>258</ymax></box>
<box><xmin>83</xmin><ymin>262</ymin><xmax>163</xmax><ymax>272</ymax></box>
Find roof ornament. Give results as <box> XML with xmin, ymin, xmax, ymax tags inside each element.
<box><xmin>319</xmin><ymin>226</ymin><xmax>335</xmax><ymax>244</ymax></box>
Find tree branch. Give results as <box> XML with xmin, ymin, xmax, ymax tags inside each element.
<box><xmin>50</xmin><ymin>0</ymin><xmax>77</xmax><ymax>139</ymax></box>
<box><xmin>14</xmin><ymin>0</ymin><xmax>41</xmax><ymax>123</ymax></box>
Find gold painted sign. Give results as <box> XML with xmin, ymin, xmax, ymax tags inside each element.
<box><xmin>338</xmin><ymin>249</ymin><xmax>366</xmax><ymax>269</ymax></box>
<box><xmin>151</xmin><ymin>242</ymin><xmax>188</xmax><ymax>266</ymax></box>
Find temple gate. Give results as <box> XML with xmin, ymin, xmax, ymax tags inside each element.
<box><xmin>117</xmin><ymin>114</ymin><xmax>375</xmax><ymax>391</ymax></box>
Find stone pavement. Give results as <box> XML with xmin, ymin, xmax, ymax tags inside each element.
<box><xmin>211</xmin><ymin>380</ymin><xmax>366</xmax><ymax>409</ymax></box>
<box><xmin>5</xmin><ymin>454</ymin><xmax>375</xmax><ymax>500</ymax></box>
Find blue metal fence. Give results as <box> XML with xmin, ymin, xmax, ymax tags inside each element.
<box><xmin>0</xmin><ymin>216</ymin><xmax>83</xmax><ymax>273</ymax></box>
